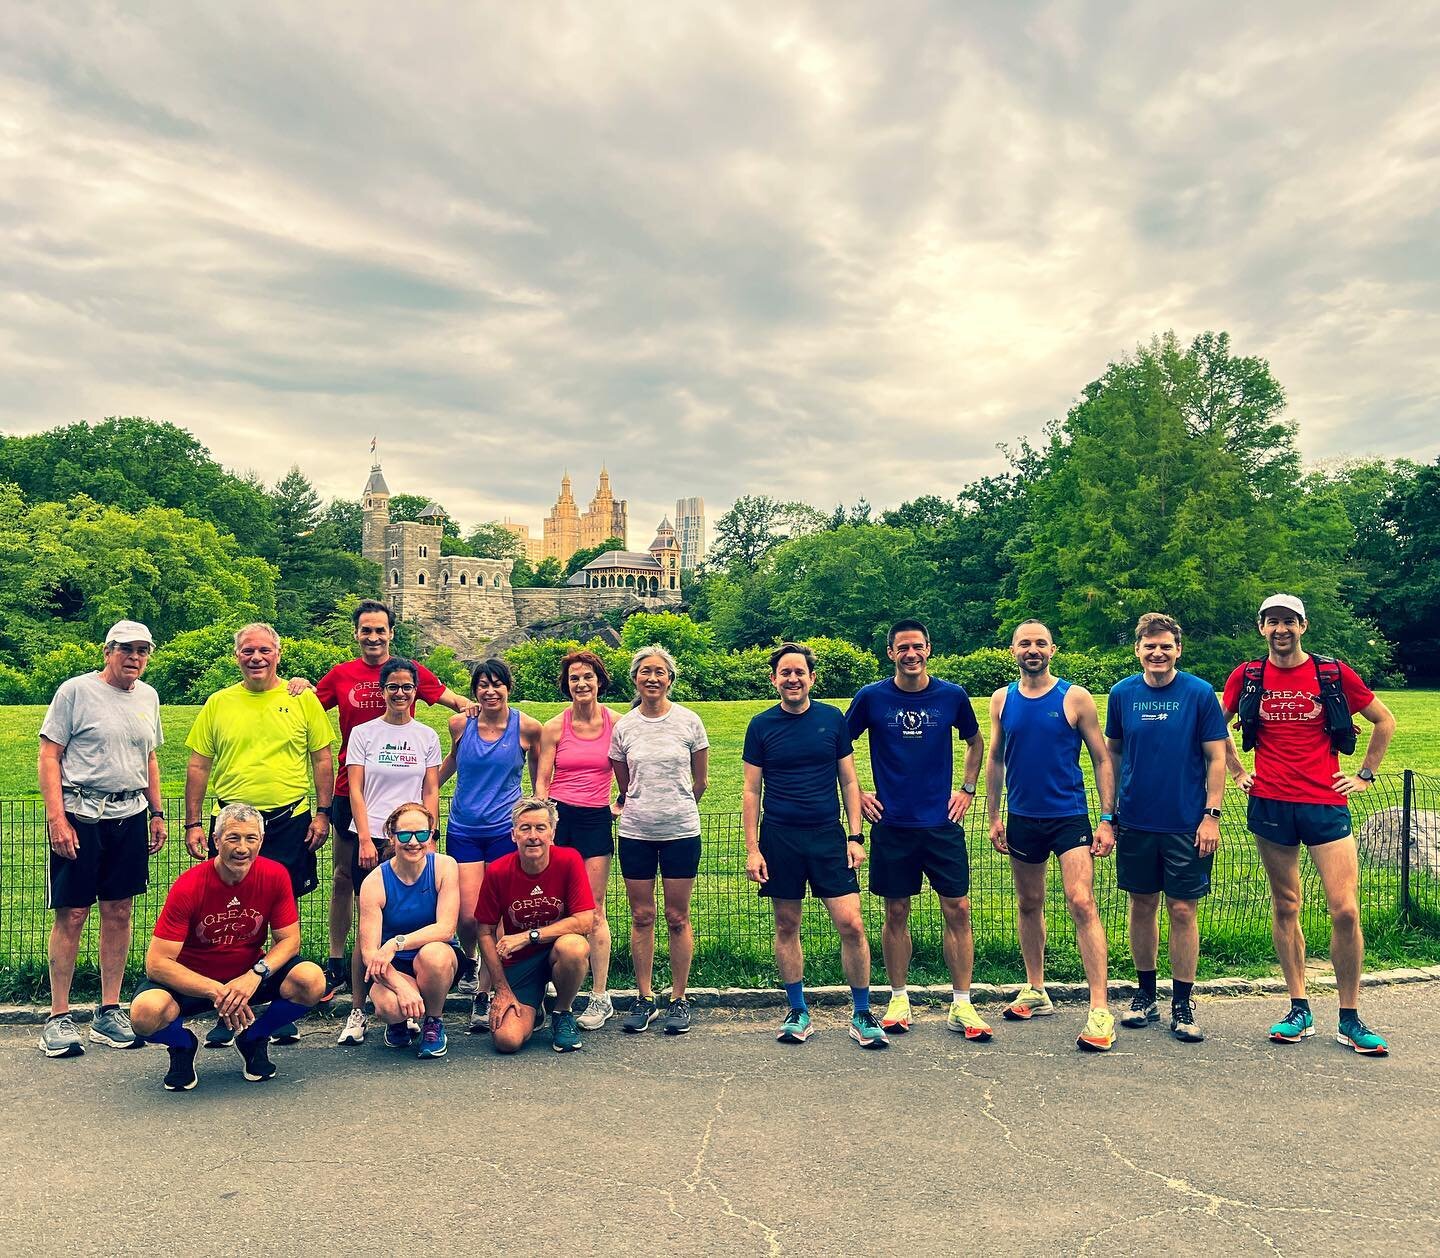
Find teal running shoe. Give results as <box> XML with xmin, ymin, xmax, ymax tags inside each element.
<box><xmin>777</xmin><ymin>1007</ymin><xmax>813</xmax><ymax>1044</ymax></box>
<box><xmin>848</xmin><ymin>1009</ymin><xmax>890</xmax><ymax>1050</ymax></box>
<box><xmin>1336</xmin><ymin>1016</ymin><xmax>1389</xmax><ymax>1056</ymax></box>
<box><xmin>551</xmin><ymin>1010</ymin><xmax>582</xmax><ymax>1053</ymax></box>
<box><xmin>1268</xmin><ymin>1006</ymin><xmax>1315</xmax><ymax>1043</ymax></box>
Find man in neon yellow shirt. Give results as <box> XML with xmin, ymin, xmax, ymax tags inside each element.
<box><xmin>184</xmin><ymin>622</ymin><xmax>334</xmax><ymax>1046</ymax></box>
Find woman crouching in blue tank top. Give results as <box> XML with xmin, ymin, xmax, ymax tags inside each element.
<box><xmin>356</xmin><ymin>802</ymin><xmax>463</xmax><ymax>1059</ymax></box>
<box><xmin>439</xmin><ymin>659</ymin><xmax>542</xmax><ymax>1033</ymax></box>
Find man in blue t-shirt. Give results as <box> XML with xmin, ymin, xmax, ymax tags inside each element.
<box><xmin>744</xmin><ymin>644</ymin><xmax>885</xmax><ymax>1048</ymax></box>
<box><xmin>1105</xmin><ymin>613</ymin><xmax>1228</xmax><ymax>1044</ymax></box>
<box><xmin>844</xmin><ymin>619</ymin><xmax>989</xmax><ymax>1041</ymax></box>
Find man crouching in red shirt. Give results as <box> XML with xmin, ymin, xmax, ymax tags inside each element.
<box><xmin>130</xmin><ymin>803</ymin><xmax>326</xmax><ymax>1090</ymax></box>
<box><xmin>476</xmin><ymin>797</ymin><xmax>594</xmax><ymax>1054</ymax></box>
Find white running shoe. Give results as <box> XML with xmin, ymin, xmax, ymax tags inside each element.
<box><xmin>337</xmin><ymin>1008</ymin><xmax>367</xmax><ymax>1045</ymax></box>
<box><xmin>576</xmin><ymin>994</ymin><xmax>614</xmax><ymax>1031</ymax></box>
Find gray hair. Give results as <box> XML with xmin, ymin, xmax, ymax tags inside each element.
<box><xmin>511</xmin><ymin>796</ymin><xmax>558</xmax><ymax>830</ymax></box>
<box><xmin>234</xmin><ymin>622</ymin><xmax>281</xmax><ymax>649</ymax></box>
<box><xmin>629</xmin><ymin>644</ymin><xmax>677</xmax><ymax>683</ymax></box>
<box><xmin>214</xmin><ymin>802</ymin><xmax>265</xmax><ymax>839</ymax></box>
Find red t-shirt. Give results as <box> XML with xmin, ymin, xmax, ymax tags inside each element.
<box><xmin>1222</xmin><ymin>657</ymin><xmax>1374</xmax><ymax>805</ymax></box>
<box><xmin>152</xmin><ymin>857</ymin><xmax>299</xmax><ymax>982</ymax></box>
<box><xmin>473</xmin><ymin>845</ymin><xmax>594</xmax><ymax>966</ymax></box>
<box><xmin>315</xmin><ymin>657</ymin><xmax>446</xmax><ymax>794</ymax></box>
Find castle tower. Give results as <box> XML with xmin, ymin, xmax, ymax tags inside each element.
<box><xmin>544</xmin><ymin>472</ymin><xmax>582</xmax><ymax>563</ymax></box>
<box><xmin>648</xmin><ymin>516</ymin><xmax>681</xmax><ymax>593</ymax></box>
<box><xmin>362</xmin><ymin>457</ymin><xmax>391</xmax><ymax>569</ymax></box>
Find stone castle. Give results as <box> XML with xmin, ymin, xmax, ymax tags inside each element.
<box><xmin>360</xmin><ymin>457</ymin><xmax>680</xmax><ymax>653</ymax></box>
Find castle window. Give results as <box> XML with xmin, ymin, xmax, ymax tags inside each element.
<box><xmin>649</xmin><ymin>576</ymin><xmax>658</xmax><ymax>594</ymax></box>
<box><xmin>390</xmin><ymin>544</ymin><xmax>399</xmax><ymax>559</ymax></box>
<box><xmin>670</xmin><ymin>576</ymin><xmax>677</xmax><ymax>589</ymax></box>
<box><xmin>460</xmin><ymin>573</ymin><xmax>468</xmax><ymax>585</ymax></box>
<box><xmin>442</xmin><ymin>571</ymin><xmax>450</xmax><ymax>584</ymax></box>
<box><xmin>391</xmin><ymin>570</ymin><xmax>399</xmax><ymax>586</ymax></box>
<box><xmin>419</xmin><ymin>545</ymin><xmax>428</xmax><ymax>559</ymax></box>
<box><xmin>625</xmin><ymin>574</ymin><xmax>635</xmax><ymax>587</ymax></box>
<box><xmin>418</xmin><ymin>572</ymin><xmax>426</xmax><ymax>586</ymax></box>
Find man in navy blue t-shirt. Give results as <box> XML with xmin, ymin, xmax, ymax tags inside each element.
<box><xmin>844</xmin><ymin>619</ymin><xmax>989</xmax><ymax>1041</ymax></box>
<box><xmin>744</xmin><ymin>644</ymin><xmax>886</xmax><ymax>1048</ymax></box>
<box><xmin>1105</xmin><ymin>612</ymin><xmax>1228</xmax><ymax>1044</ymax></box>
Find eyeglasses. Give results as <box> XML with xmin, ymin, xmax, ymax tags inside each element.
<box><xmin>393</xmin><ymin>829</ymin><xmax>432</xmax><ymax>845</ymax></box>
<box><xmin>112</xmin><ymin>643</ymin><xmax>153</xmax><ymax>656</ymax></box>
<box><xmin>384</xmin><ymin>683</ymin><xmax>416</xmax><ymax>694</ymax></box>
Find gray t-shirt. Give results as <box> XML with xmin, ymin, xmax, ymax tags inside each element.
<box><xmin>40</xmin><ymin>672</ymin><xmax>163</xmax><ymax>820</ymax></box>
<box><xmin>610</xmin><ymin>703</ymin><xmax>709</xmax><ymax>841</ymax></box>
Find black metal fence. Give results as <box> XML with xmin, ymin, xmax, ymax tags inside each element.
<box><xmin>3</xmin><ymin>773</ymin><xmax>1437</xmax><ymax>987</ymax></box>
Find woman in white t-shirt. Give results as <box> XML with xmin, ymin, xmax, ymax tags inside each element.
<box><xmin>338</xmin><ymin>657</ymin><xmax>442</xmax><ymax>1044</ymax></box>
<box><xmin>609</xmin><ymin>644</ymin><xmax>709</xmax><ymax>1038</ymax></box>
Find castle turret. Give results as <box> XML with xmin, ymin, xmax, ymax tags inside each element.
<box><xmin>648</xmin><ymin>516</ymin><xmax>681</xmax><ymax>593</ymax></box>
<box><xmin>362</xmin><ymin>457</ymin><xmax>391</xmax><ymax>570</ymax></box>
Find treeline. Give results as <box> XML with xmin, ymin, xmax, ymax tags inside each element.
<box><xmin>688</xmin><ymin>332</ymin><xmax>1439</xmax><ymax>686</ymax></box>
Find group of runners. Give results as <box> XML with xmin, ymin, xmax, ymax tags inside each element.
<box><xmin>37</xmin><ymin>593</ymin><xmax>1397</xmax><ymax>1090</ymax></box>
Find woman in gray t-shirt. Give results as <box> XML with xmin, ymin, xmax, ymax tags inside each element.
<box><xmin>609</xmin><ymin>645</ymin><xmax>708</xmax><ymax>1036</ymax></box>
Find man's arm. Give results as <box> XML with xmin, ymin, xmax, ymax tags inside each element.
<box><xmin>1197</xmin><ymin>738</ymin><xmax>1227</xmax><ymax>856</ymax></box>
<box><xmin>1071</xmin><ymin>687</ymin><xmax>1116</xmax><ymax>857</ymax></box>
<box><xmin>437</xmin><ymin>687</ymin><xmax>478</xmax><ymax>716</ymax></box>
<box><xmin>985</xmin><ymin>690</ymin><xmax>1008</xmax><ymax>852</ymax></box>
<box><xmin>306</xmin><ymin>746</ymin><xmax>334</xmax><ymax>850</ymax></box>
<box><xmin>145</xmin><ymin>751</ymin><xmax>167</xmax><ymax>854</ymax></box>
<box><xmin>1334</xmin><ymin>697</ymin><xmax>1398</xmax><ymax>796</ymax></box>
<box><xmin>495</xmin><ymin>910</ymin><xmax>596</xmax><ymax>962</ymax></box>
<box><xmin>838</xmin><ymin>753</ymin><xmax>866</xmax><ymax>871</ymax></box>
<box><xmin>183</xmin><ymin>752</ymin><xmax>213</xmax><ymax>859</ymax></box>
<box><xmin>1218</xmin><ymin>702</ymin><xmax>1254</xmax><ymax>791</ymax></box>
<box><xmin>38</xmin><ymin>737</ymin><xmax>79</xmax><ymax>860</ymax></box>
<box><xmin>949</xmin><ymin>731</ymin><xmax>983</xmax><ymax>823</ymax></box>
<box><xmin>742</xmin><ymin>762</ymin><xmax>766</xmax><ymax>884</ymax></box>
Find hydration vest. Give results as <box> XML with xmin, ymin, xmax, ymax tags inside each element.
<box><xmin>1236</xmin><ymin>655</ymin><xmax>1357</xmax><ymax>755</ymax></box>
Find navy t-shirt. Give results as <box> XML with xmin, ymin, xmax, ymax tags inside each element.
<box><xmin>1105</xmin><ymin>670</ymin><xmax>1228</xmax><ymax>833</ymax></box>
<box><xmin>742</xmin><ymin>702</ymin><xmax>854</xmax><ymax>827</ymax></box>
<box><xmin>845</xmin><ymin>677</ymin><xmax>979</xmax><ymax>827</ymax></box>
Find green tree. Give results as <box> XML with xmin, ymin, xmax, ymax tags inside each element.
<box><xmin>270</xmin><ymin>467</ymin><xmax>378</xmax><ymax>635</ymax></box>
<box><xmin>321</xmin><ymin>498</ymin><xmax>363</xmax><ymax>553</ymax></box>
<box><xmin>466</xmin><ymin>523</ymin><xmax>523</xmax><ymax>561</ymax></box>
<box><xmin>565</xmin><ymin>537</ymin><xmax>626</xmax><ymax>577</ymax></box>
<box><xmin>707</xmin><ymin>496</ymin><xmax>825</xmax><ymax>572</ymax></box>
<box><xmin>1380</xmin><ymin>457</ymin><xmax>1440</xmax><ymax>681</ymax></box>
<box><xmin>388</xmin><ymin>493</ymin><xmax>461</xmax><ymax>540</ymax></box>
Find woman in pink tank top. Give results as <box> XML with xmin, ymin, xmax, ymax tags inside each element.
<box><xmin>536</xmin><ymin>649</ymin><xmax>619</xmax><ymax>1030</ymax></box>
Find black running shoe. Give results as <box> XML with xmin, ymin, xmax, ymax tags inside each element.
<box><xmin>320</xmin><ymin>962</ymin><xmax>348</xmax><ymax>1005</ymax></box>
<box><xmin>235</xmin><ymin>1031</ymin><xmax>277</xmax><ymax>1082</ymax></box>
<box><xmin>163</xmin><ymin>1032</ymin><xmax>199</xmax><ymax>1091</ymax></box>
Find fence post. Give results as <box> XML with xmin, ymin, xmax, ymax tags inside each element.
<box><xmin>1400</xmin><ymin>769</ymin><xmax>1414</xmax><ymax>924</ymax></box>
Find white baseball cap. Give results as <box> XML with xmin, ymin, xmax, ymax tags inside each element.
<box><xmin>105</xmin><ymin>619</ymin><xmax>155</xmax><ymax>647</ymax></box>
<box><xmin>1258</xmin><ymin>594</ymin><xmax>1306</xmax><ymax>620</ymax></box>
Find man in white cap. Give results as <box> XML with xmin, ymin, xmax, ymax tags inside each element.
<box><xmin>37</xmin><ymin>620</ymin><xmax>168</xmax><ymax>1057</ymax></box>
<box><xmin>1222</xmin><ymin>594</ymin><xmax>1397</xmax><ymax>1054</ymax></box>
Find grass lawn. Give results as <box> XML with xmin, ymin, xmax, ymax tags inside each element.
<box><xmin>3</xmin><ymin>690</ymin><xmax>1438</xmax><ymax>999</ymax></box>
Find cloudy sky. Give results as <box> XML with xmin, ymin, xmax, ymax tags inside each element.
<box><xmin>3</xmin><ymin>2</ymin><xmax>1437</xmax><ymax>540</ymax></box>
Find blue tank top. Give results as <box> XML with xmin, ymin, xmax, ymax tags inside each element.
<box><xmin>1000</xmin><ymin>679</ymin><xmax>1087</xmax><ymax>818</ymax></box>
<box><xmin>448</xmin><ymin>710</ymin><xmax>523</xmax><ymax>839</ymax></box>
<box><xmin>380</xmin><ymin>853</ymin><xmax>445</xmax><ymax>960</ymax></box>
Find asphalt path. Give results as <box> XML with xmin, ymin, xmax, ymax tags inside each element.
<box><xmin>7</xmin><ymin>985</ymin><xmax>1439</xmax><ymax>1257</ymax></box>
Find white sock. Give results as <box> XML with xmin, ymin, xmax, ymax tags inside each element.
<box><xmin>953</xmin><ymin>989</ymin><xmax>970</xmax><ymax>1004</ymax></box>
<box><xmin>891</xmin><ymin>985</ymin><xmax>908</xmax><ymax>997</ymax></box>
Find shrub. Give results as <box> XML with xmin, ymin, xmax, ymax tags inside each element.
<box><xmin>146</xmin><ymin>624</ymin><xmax>240</xmax><ymax>703</ymax></box>
<box><xmin>419</xmin><ymin>645</ymin><xmax>468</xmax><ymax>692</ymax></box>
<box><xmin>929</xmin><ymin>647</ymin><xmax>1014</xmax><ymax>695</ymax></box>
<box><xmin>803</xmin><ymin>636</ymin><xmax>880</xmax><ymax>698</ymax></box>
<box><xmin>1052</xmin><ymin>649</ymin><xmax>1135</xmax><ymax>692</ymax></box>
<box><xmin>0</xmin><ymin>662</ymin><xmax>31</xmax><ymax>704</ymax></box>
<box><xmin>501</xmin><ymin>639</ymin><xmax>582</xmax><ymax>703</ymax></box>
<box><xmin>26</xmin><ymin>643</ymin><xmax>106</xmax><ymax>704</ymax></box>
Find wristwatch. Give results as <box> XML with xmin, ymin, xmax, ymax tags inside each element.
<box><xmin>528</xmin><ymin>929</ymin><xmax>541</xmax><ymax>945</ymax></box>
<box><xmin>1099</xmin><ymin>813</ymin><xmax>1115</xmax><ymax>824</ymax></box>
<box><xmin>848</xmin><ymin>833</ymin><xmax>865</xmax><ymax>845</ymax></box>
<box><xmin>390</xmin><ymin>934</ymin><xmax>407</xmax><ymax>952</ymax></box>
<box><xmin>959</xmin><ymin>783</ymin><xmax>977</xmax><ymax>796</ymax></box>
<box><xmin>1204</xmin><ymin>807</ymin><xmax>1223</xmax><ymax>819</ymax></box>
<box><xmin>316</xmin><ymin>804</ymin><xmax>333</xmax><ymax>816</ymax></box>
<box><xmin>1357</xmin><ymin>767</ymin><xmax>1375</xmax><ymax>782</ymax></box>
<box><xmin>251</xmin><ymin>959</ymin><xmax>271</xmax><ymax>979</ymax></box>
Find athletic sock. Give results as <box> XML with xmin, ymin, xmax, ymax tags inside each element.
<box><xmin>953</xmin><ymin>989</ymin><xmax>970</xmax><ymax>1004</ymax></box>
<box><xmin>1290</xmin><ymin>997</ymin><xmax>1311</xmax><ymax>1015</ymax></box>
<box><xmin>98</xmin><ymin>1003</ymin><xmax>119</xmax><ymax>1014</ymax></box>
<box><xmin>784</xmin><ymin>981</ymin><xmax>807</xmax><ymax>1012</ymax></box>
<box><xmin>891</xmin><ymin>984</ymin><xmax>908</xmax><ymax>998</ymax></box>
<box><xmin>148</xmin><ymin>1018</ymin><xmax>196</xmax><ymax>1049</ymax></box>
<box><xmin>241</xmin><ymin>998</ymin><xmax>310</xmax><ymax>1043</ymax></box>
<box><xmin>460</xmin><ymin>957</ymin><xmax>478</xmax><ymax>981</ymax></box>
<box><xmin>325</xmin><ymin>957</ymin><xmax>345</xmax><ymax>977</ymax></box>
<box><xmin>1137</xmin><ymin>970</ymin><xmax>1157</xmax><ymax>1001</ymax></box>
<box><xmin>851</xmin><ymin>987</ymin><xmax>871</xmax><ymax>1014</ymax></box>
<box><xmin>1339</xmin><ymin>1006</ymin><xmax>1358</xmax><ymax>1024</ymax></box>
<box><xmin>1172</xmin><ymin>980</ymin><xmax>1193</xmax><ymax>1005</ymax></box>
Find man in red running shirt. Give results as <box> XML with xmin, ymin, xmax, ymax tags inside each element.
<box><xmin>290</xmin><ymin>599</ymin><xmax>472</xmax><ymax>1000</ymax></box>
<box><xmin>130</xmin><ymin>803</ymin><xmax>325</xmax><ymax>1091</ymax></box>
<box><xmin>476</xmin><ymin>798</ymin><xmax>594</xmax><ymax>1055</ymax></box>
<box><xmin>1221</xmin><ymin>595</ymin><xmax>1396</xmax><ymax>1054</ymax></box>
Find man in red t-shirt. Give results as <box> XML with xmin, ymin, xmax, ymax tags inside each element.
<box><xmin>129</xmin><ymin>803</ymin><xmax>326</xmax><ymax>1091</ymax></box>
<box><xmin>290</xmin><ymin>599</ymin><xmax>472</xmax><ymax>999</ymax></box>
<box><xmin>1221</xmin><ymin>594</ymin><xmax>1397</xmax><ymax>1054</ymax></box>
<box><xmin>475</xmin><ymin>797</ymin><xmax>594</xmax><ymax>1054</ymax></box>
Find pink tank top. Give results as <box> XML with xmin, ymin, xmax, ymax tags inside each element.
<box><xmin>551</xmin><ymin>705</ymin><xmax>616</xmax><ymax>808</ymax></box>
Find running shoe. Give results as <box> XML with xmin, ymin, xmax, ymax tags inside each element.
<box><xmin>163</xmin><ymin>1032</ymin><xmax>200</xmax><ymax>1091</ymax></box>
<box><xmin>417</xmin><ymin>1016</ymin><xmax>448</xmax><ymax>1059</ymax></box>
<box><xmin>320</xmin><ymin>962</ymin><xmax>348</xmax><ymax>1005</ymax></box>
<box><xmin>456</xmin><ymin>966</ymin><xmax>481</xmax><ymax>998</ymax></box>
<box><xmin>947</xmin><ymin>999</ymin><xmax>994</xmax><ymax>1042</ymax></box>
<box><xmin>205</xmin><ymin>1021</ymin><xmax>235</xmax><ymax>1048</ymax></box>
<box><xmin>881</xmin><ymin>992</ymin><xmax>912</xmax><ymax>1033</ymax></box>
<box><xmin>1076</xmin><ymin>1007</ymin><xmax>1116</xmax><ymax>1052</ymax></box>
<box><xmin>234</xmin><ymin>1031</ymin><xmax>277</xmax><ymax>1082</ymax></box>
<box><xmin>468</xmin><ymin>991</ymin><xmax>491</xmax><ymax>1034</ymax></box>
<box><xmin>662</xmin><ymin>998</ymin><xmax>692</xmax><ymax>1036</ymax></box>
<box><xmin>576</xmin><ymin>993</ymin><xmax>614</xmax><ymax>1031</ymax></box>
<box><xmin>1170</xmin><ymin>1000</ymin><xmax>1204</xmax><ymax>1043</ymax></box>
<box><xmin>1336</xmin><ymin>1015</ymin><xmax>1389</xmax><ymax>1056</ymax></box>
<box><xmin>39</xmin><ymin>1013</ymin><xmax>84</xmax><ymax>1058</ymax></box>
<box><xmin>1268</xmin><ymin>1006</ymin><xmax>1315</xmax><ymax>1043</ymax></box>
<box><xmin>1121</xmin><ymin>994</ymin><xmax>1159</xmax><ymax>1028</ymax></box>
<box><xmin>385</xmin><ymin>1022</ymin><xmax>415</xmax><ymax>1050</ymax></box>
<box><xmin>89</xmin><ymin>1006</ymin><xmax>139</xmax><ymax>1049</ymax></box>
<box><xmin>849</xmin><ymin>1009</ymin><xmax>890</xmax><ymax>1049</ymax></box>
<box><xmin>777</xmin><ymin>1007</ymin><xmax>813</xmax><ymax>1043</ymax></box>
<box><xmin>551</xmin><ymin>1010</ymin><xmax>582</xmax><ymax>1053</ymax></box>
<box><xmin>1003</xmin><ymin>984</ymin><xmax>1055</xmax><ymax>1020</ymax></box>
<box><xmin>622</xmin><ymin>996</ymin><xmax>661</xmax><ymax>1034</ymax></box>
<box><xmin>337</xmin><ymin>1008</ymin><xmax>367</xmax><ymax>1045</ymax></box>
<box><xmin>270</xmin><ymin>1020</ymin><xmax>301</xmax><ymax>1045</ymax></box>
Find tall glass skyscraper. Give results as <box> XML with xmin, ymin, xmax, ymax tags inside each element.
<box><xmin>674</xmin><ymin>496</ymin><xmax>706</xmax><ymax>571</ymax></box>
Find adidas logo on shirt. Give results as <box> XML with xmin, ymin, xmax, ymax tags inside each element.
<box><xmin>531</xmin><ymin>885</ymin><xmax>543</xmax><ymax>895</ymax></box>
<box><xmin>228</xmin><ymin>897</ymin><xmax>241</xmax><ymax>908</ymax></box>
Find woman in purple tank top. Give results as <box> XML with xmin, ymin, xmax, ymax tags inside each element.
<box><xmin>536</xmin><ymin>649</ymin><xmax>620</xmax><ymax>1030</ymax></box>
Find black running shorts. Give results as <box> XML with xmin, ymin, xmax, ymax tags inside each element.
<box><xmin>869</xmin><ymin>821</ymin><xmax>970</xmax><ymax>899</ymax></box>
<box><xmin>47</xmin><ymin>810</ymin><xmax>150</xmax><ymax>910</ymax></box>
<box><xmin>1004</xmin><ymin>813</ymin><xmax>1093</xmax><ymax>865</ymax></box>
<box><xmin>1115</xmin><ymin>825</ymin><xmax>1212</xmax><ymax>900</ymax></box>
<box><xmin>756</xmin><ymin>819</ymin><xmax>859</xmax><ymax>901</ymax></box>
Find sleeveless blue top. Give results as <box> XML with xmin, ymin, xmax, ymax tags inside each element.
<box><xmin>380</xmin><ymin>852</ymin><xmax>447</xmax><ymax>960</ymax></box>
<box><xmin>999</xmin><ymin>679</ymin><xmax>1087</xmax><ymax>818</ymax></box>
<box><xmin>448</xmin><ymin>710</ymin><xmax>523</xmax><ymax>840</ymax></box>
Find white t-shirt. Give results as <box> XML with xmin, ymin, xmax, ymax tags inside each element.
<box><xmin>346</xmin><ymin>716</ymin><xmax>442</xmax><ymax>836</ymax></box>
<box><xmin>40</xmin><ymin>672</ymin><xmax>163</xmax><ymax>820</ymax></box>
<box><xmin>610</xmin><ymin>704</ymin><xmax>709</xmax><ymax>841</ymax></box>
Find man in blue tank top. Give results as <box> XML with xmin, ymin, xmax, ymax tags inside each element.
<box><xmin>986</xmin><ymin>620</ymin><xmax>1118</xmax><ymax>1052</ymax></box>
<box><xmin>1105</xmin><ymin>613</ymin><xmax>1228</xmax><ymax>1045</ymax></box>
<box><xmin>845</xmin><ymin>619</ymin><xmax>990</xmax><ymax>1041</ymax></box>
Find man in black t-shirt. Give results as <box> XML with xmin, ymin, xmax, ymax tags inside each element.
<box><xmin>743</xmin><ymin>644</ymin><xmax>886</xmax><ymax>1049</ymax></box>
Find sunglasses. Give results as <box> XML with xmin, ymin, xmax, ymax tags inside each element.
<box><xmin>393</xmin><ymin>829</ymin><xmax>432</xmax><ymax>845</ymax></box>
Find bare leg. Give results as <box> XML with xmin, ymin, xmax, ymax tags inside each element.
<box><xmin>1256</xmin><ymin>838</ymin><xmax>1306</xmax><ymax>998</ymax></box>
<box><xmin>96</xmin><ymin>899</ymin><xmax>133</xmax><ymax>1007</ymax></box>
<box><xmin>413</xmin><ymin>943</ymin><xmax>460</xmax><ymax>1016</ymax></box>
<box><xmin>661</xmin><ymin>877</ymin><xmax>695</xmax><ymax>999</ymax></box>
<box><xmin>625</xmin><ymin>878</ymin><xmax>658</xmax><ymax>998</ymax></box>
<box><xmin>328</xmin><ymin>828</ymin><xmax>356</xmax><ymax>960</ymax></box>
<box><xmin>584</xmin><ymin>854</ymin><xmax>613</xmax><ymax>996</ymax></box>
<box><xmin>938</xmin><ymin>895</ymin><xmax>974</xmax><ymax>990</ymax></box>
<box><xmin>1309</xmin><ymin>838</ymin><xmax>1364</xmax><ymax>1006</ymax></box>
<box><xmin>47</xmin><ymin>907</ymin><xmax>89</xmax><ymax>1015</ymax></box>
<box><xmin>456</xmin><ymin>860</ymin><xmax>489</xmax><ymax>990</ymax></box>
<box><xmin>881</xmin><ymin>897</ymin><xmax>912</xmax><ymax>989</ymax></box>
<box><xmin>550</xmin><ymin>935</ymin><xmax>591</xmax><ymax>1010</ymax></box>
<box><xmin>1058</xmin><ymin>847</ymin><xmax>1108</xmax><ymax>1007</ymax></box>
<box><xmin>773</xmin><ymin>900</ymin><xmax>804</xmax><ymax>986</ymax></box>
<box><xmin>1165</xmin><ymin>897</ymin><xmax>1199</xmax><ymax>984</ymax></box>
<box><xmin>1010</xmin><ymin>859</ymin><xmax>1049</xmax><ymax>989</ymax></box>
<box><xmin>824</xmin><ymin>894</ymin><xmax>872</xmax><ymax>990</ymax></box>
<box><xmin>1128</xmin><ymin>891</ymin><xmax>1162</xmax><ymax>974</ymax></box>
